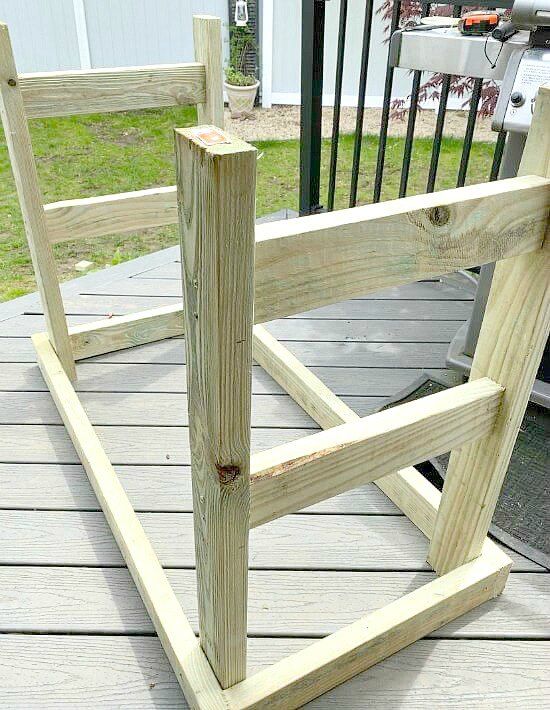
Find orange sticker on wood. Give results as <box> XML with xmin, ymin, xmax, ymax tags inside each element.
<box><xmin>192</xmin><ymin>126</ymin><xmax>230</xmax><ymax>147</ymax></box>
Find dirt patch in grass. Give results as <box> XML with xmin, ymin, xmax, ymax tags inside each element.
<box><xmin>224</xmin><ymin>104</ymin><xmax>496</xmax><ymax>143</ymax></box>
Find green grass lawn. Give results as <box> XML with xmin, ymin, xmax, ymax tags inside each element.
<box><xmin>0</xmin><ymin>106</ymin><xmax>497</xmax><ymax>301</ymax></box>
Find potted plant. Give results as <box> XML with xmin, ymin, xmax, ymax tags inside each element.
<box><xmin>224</xmin><ymin>25</ymin><xmax>259</xmax><ymax>119</ymax></box>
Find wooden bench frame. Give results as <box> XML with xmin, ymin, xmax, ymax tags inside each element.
<box><xmin>3</xmin><ymin>17</ymin><xmax>548</xmax><ymax>703</ymax></box>
<box><xmin>0</xmin><ymin>14</ymin><xmax>224</xmax><ymax>381</ymax></box>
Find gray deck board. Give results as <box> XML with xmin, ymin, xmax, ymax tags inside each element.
<box><xmin>0</xmin><ymin>390</ymin><xmax>383</xmax><ymax>424</ymax></box>
<box><xmin>0</xmin><ymin>463</ymin><xmax>398</xmax><ymax>514</ymax></box>
<box><xmin>0</xmin><ymin>361</ymin><xmax>457</xmax><ymax>395</ymax></box>
<box><xmin>83</xmin><ymin>338</ymin><xmax>450</xmax><ymax>367</ymax></box>
<box><xmin>0</xmin><ymin>636</ymin><xmax>547</xmax><ymax>708</ymax></box>
<box><xmin>1</xmin><ymin>567</ymin><xmax>547</xmax><ymax>638</ymax></box>
<box><xmin>0</xmin><ymin>423</ymin><xmax>310</xmax><ymax>464</ymax></box>
<box><xmin>0</xmin><ymin>251</ymin><xmax>546</xmax><ymax>707</ymax></box>
<box><xmin>83</xmin><ymin>276</ymin><xmax>475</xmax><ymax>300</ymax></box>
<box><xmin>0</xmin><ymin>314</ymin><xmax>465</xmax><ymax>342</ymax></box>
<box><xmin>0</xmin><ymin>510</ymin><xmax>540</xmax><ymax>571</ymax></box>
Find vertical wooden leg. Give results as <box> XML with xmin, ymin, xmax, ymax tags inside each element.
<box><xmin>175</xmin><ymin>126</ymin><xmax>256</xmax><ymax>688</ymax></box>
<box><xmin>428</xmin><ymin>85</ymin><xmax>550</xmax><ymax>575</ymax></box>
<box><xmin>0</xmin><ymin>23</ymin><xmax>75</xmax><ymax>380</ymax></box>
<box><xmin>193</xmin><ymin>15</ymin><xmax>224</xmax><ymax>128</ymax></box>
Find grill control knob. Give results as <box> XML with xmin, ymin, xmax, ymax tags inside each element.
<box><xmin>510</xmin><ymin>91</ymin><xmax>525</xmax><ymax>107</ymax></box>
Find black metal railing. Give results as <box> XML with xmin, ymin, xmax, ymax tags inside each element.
<box><xmin>300</xmin><ymin>0</ymin><xmax>514</xmax><ymax>215</ymax></box>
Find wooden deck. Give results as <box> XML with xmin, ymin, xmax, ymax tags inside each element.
<box><xmin>0</xmin><ymin>245</ymin><xmax>548</xmax><ymax>708</ymax></box>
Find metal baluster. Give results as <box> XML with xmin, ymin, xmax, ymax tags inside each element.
<box><xmin>299</xmin><ymin>0</ymin><xmax>327</xmax><ymax>215</ymax></box>
<box><xmin>372</xmin><ymin>0</ymin><xmax>402</xmax><ymax>203</ymax></box>
<box><xmin>349</xmin><ymin>0</ymin><xmax>375</xmax><ymax>207</ymax></box>
<box><xmin>490</xmin><ymin>130</ymin><xmax>506</xmax><ymax>180</ymax></box>
<box><xmin>426</xmin><ymin>4</ymin><xmax>462</xmax><ymax>193</ymax></box>
<box><xmin>399</xmin><ymin>1</ymin><xmax>431</xmax><ymax>197</ymax></box>
<box><xmin>327</xmin><ymin>0</ymin><xmax>349</xmax><ymax>211</ymax></box>
<box><xmin>456</xmin><ymin>76</ymin><xmax>483</xmax><ymax>186</ymax></box>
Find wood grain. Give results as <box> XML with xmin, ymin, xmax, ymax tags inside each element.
<box><xmin>32</xmin><ymin>332</ymin><xmax>226</xmax><ymax>708</ymax></box>
<box><xmin>68</xmin><ymin>304</ymin><xmax>184</xmax><ymax>360</ymax></box>
<box><xmin>44</xmin><ymin>186</ymin><xmax>178</xmax><ymax>243</ymax></box>
<box><xmin>176</xmin><ymin>127</ymin><xmax>256</xmax><ymax>687</ymax></box>
<box><xmin>19</xmin><ymin>63</ymin><xmax>206</xmax><ymax>118</ymax></box>
<box><xmin>85</xmin><ymin>275</ymin><xmax>475</xmax><ymax>300</ymax></box>
<box><xmin>254</xmin><ymin>175</ymin><xmax>549</xmax><ymax>322</ymax></box>
<box><xmin>250</xmin><ymin>378</ymin><xmax>503</xmax><ymax>527</ymax></box>
<box><xmin>225</xmin><ymin>548</ymin><xmax>511</xmax><ymax>709</ymax></box>
<box><xmin>193</xmin><ymin>16</ymin><xmax>224</xmax><ymax>127</ymax></box>
<box><xmin>428</xmin><ymin>84</ymin><xmax>550</xmax><ymax>575</ymax></box>
<box><xmin>0</xmin><ymin>24</ymin><xmax>75</xmax><ymax>378</ymax></box>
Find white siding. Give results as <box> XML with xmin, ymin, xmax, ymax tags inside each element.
<box><xmin>0</xmin><ymin>0</ymin><xmax>80</xmax><ymax>72</ymax></box>
<box><xmin>84</xmin><ymin>0</ymin><xmax>228</xmax><ymax>68</ymax></box>
<box><xmin>0</xmin><ymin>0</ymin><xmax>228</xmax><ymax>73</ymax></box>
<box><xmin>0</xmin><ymin>0</ymin><xmax>465</xmax><ymax>108</ymax></box>
<box><xmin>271</xmin><ymin>0</ymin><xmax>416</xmax><ymax>106</ymax></box>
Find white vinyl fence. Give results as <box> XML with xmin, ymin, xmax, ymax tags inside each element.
<box><xmin>0</xmin><ymin>0</ymin><xmax>467</xmax><ymax>110</ymax></box>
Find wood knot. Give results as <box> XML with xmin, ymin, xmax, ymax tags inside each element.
<box><xmin>216</xmin><ymin>463</ymin><xmax>241</xmax><ymax>485</ymax></box>
<box><xmin>427</xmin><ymin>205</ymin><xmax>450</xmax><ymax>227</ymax></box>
<box><xmin>7</xmin><ymin>78</ymin><xmax>16</xmax><ymax>87</ymax></box>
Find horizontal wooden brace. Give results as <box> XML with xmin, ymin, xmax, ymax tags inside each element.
<box><xmin>250</xmin><ymin>325</ymin><xmax>507</xmax><ymax>547</ymax></box>
<box><xmin>69</xmin><ymin>304</ymin><xmax>184</xmax><ymax>361</ymax></box>
<box><xmin>19</xmin><ymin>63</ymin><xmax>206</xmax><ymax>118</ymax></box>
<box><xmin>44</xmin><ymin>187</ymin><xmax>178</xmax><ymax>243</ymax></box>
<box><xmin>254</xmin><ymin>175</ymin><xmax>549</xmax><ymax>322</ymax></box>
<box><xmin>248</xmin><ymin>378</ymin><xmax>504</xmax><ymax>528</ymax></box>
<box><xmin>223</xmin><ymin>544</ymin><xmax>511</xmax><ymax>709</ymax></box>
<box><xmin>43</xmin><ymin>178</ymin><xmax>547</xmax><ymax>301</ymax></box>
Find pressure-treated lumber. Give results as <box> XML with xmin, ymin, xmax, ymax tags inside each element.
<box><xmin>251</xmin><ymin>324</ymin><xmax>446</xmax><ymax>529</ymax></box>
<box><xmin>250</xmin><ymin>326</ymin><xmax>504</xmax><ymax>550</ymax></box>
<box><xmin>428</xmin><ymin>84</ymin><xmax>550</xmax><ymax>576</ymax></box>
<box><xmin>19</xmin><ymin>63</ymin><xmax>206</xmax><ymax>118</ymax></box>
<box><xmin>43</xmin><ymin>174</ymin><xmax>549</xmax><ymax>308</ymax></box>
<box><xmin>176</xmin><ymin>127</ymin><xmax>256</xmax><ymax>688</ymax></box>
<box><xmin>69</xmin><ymin>304</ymin><xmax>183</xmax><ymax>360</ymax></box>
<box><xmin>0</xmin><ymin>24</ymin><xmax>75</xmax><ymax>380</ymax></box>
<box><xmin>224</xmin><ymin>546</ymin><xmax>511</xmax><ymax>710</ymax></box>
<box><xmin>193</xmin><ymin>16</ymin><xmax>224</xmax><ymax>127</ymax></box>
<box><xmin>249</xmin><ymin>378</ymin><xmax>503</xmax><ymax>527</ymax></box>
<box><xmin>252</xmin><ymin>325</ymin><xmax>353</xmax><ymax>428</ymax></box>
<box><xmin>253</xmin><ymin>174</ymin><xmax>549</xmax><ymax>322</ymax></box>
<box><xmin>44</xmin><ymin>186</ymin><xmax>178</xmax><ymax>243</ymax></box>
<box><xmin>31</xmin><ymin>333</ymin><xmax>227</xmax><ymax>710</ymax></box>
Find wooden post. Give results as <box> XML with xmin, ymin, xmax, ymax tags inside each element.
<box><xmin>175</xmin><ymin>126</ymin><xmax>256</xmax><ymax>688</ymax></box>
<box><xmin>0</xmin><ymin>24</ymin><xmax>75</xmax><ymax>380</ymax></box>
<box><xmin>193</xmin><ymin>15</ymin><xmax>224</xmax><ymax>128</ymax></box>
<box><xmin>428</xmin><ymin>84</ymin><xmax>550</xmax><ymax>575</ymax></box>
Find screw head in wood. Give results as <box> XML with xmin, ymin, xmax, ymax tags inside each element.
<box><xmin>7</xmin><ymin>78</ymin><xmax>16</xmax><ymax>87</ymax></box>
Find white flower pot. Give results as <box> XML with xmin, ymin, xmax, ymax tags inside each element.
<box><xmin>224</xmin><ymin>80</ymin><xmax>260</xmax><ymax>119</ymax></box>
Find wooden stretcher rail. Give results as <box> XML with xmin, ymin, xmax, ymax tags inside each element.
<box><xmin>19</xmin><ymin>63</ymin><xmax>206</xmax><ymax>118</ymax></box>
<box><xmin>248</xmin><ymin>378</ymin><xmax>504</xmax><ymax>528</ymax></box>
<box><xmin>69</xmin><ymin>304</ymin><xmax>184</xmax><ymax>360</ymax></box>
<box><xmin>44</xmin><ymin>187</ymin><xmax>178</xmax><ymax>243</ymax></box>
<box><xmin>254</xmin><ymin>174</ymin><xmax>550</xmax><ymax>322</ymax></box>
<box><xmin>250</xmin><ymin>325</ymin><xmax>503</xmax><ymax>544</ymax></box>
<box><xmin>224</xmin><ymin>546</ymin><xmax>511</xmax><ymax>709</ymax></box>
<box><xmin>45</xmin><ymin>177</ymin><xmax>548</xmax><ymax>320</ymax></box>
